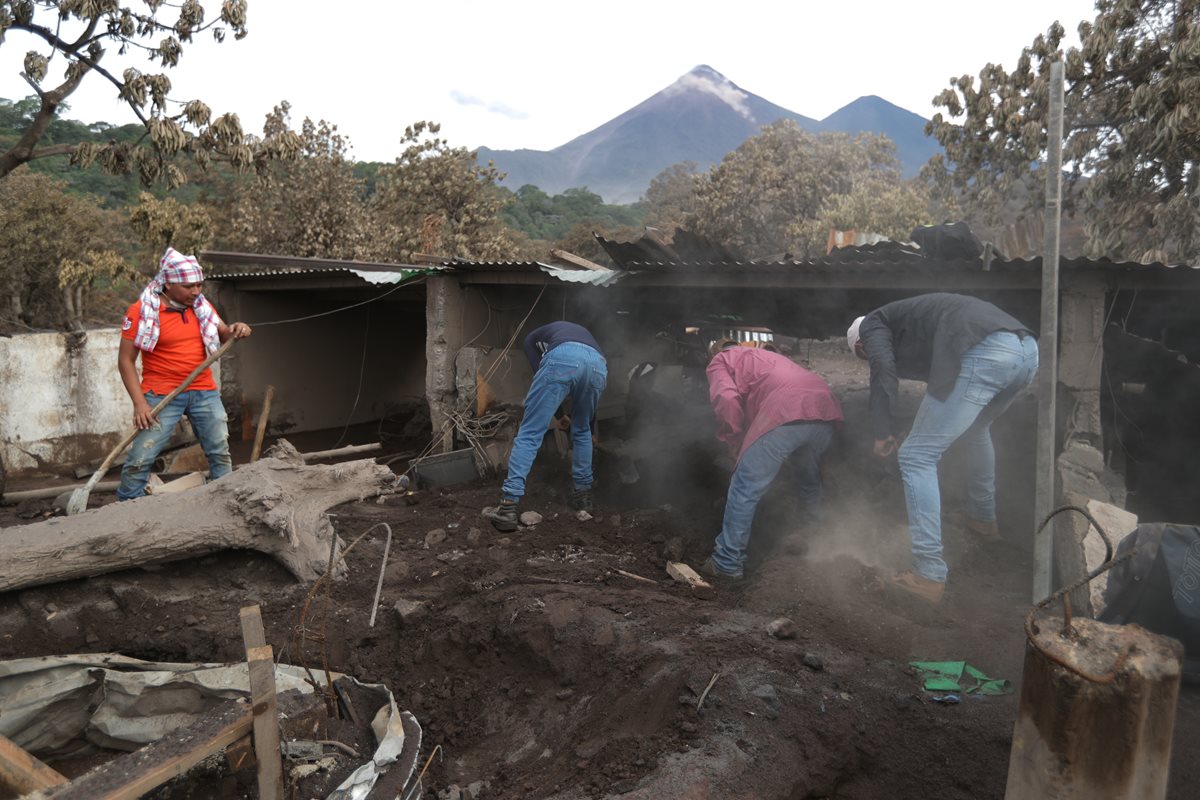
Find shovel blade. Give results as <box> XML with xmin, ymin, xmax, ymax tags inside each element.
<box><xmin>65</xmin><ymin>487</ymin><xmax>90</xmax><ymax>515</ymax></box>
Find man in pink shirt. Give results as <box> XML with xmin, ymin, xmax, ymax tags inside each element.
<box><xmin>702</xmin><ymin>340</ymin><xmax>844</xmax><ymax>580</ymax></box>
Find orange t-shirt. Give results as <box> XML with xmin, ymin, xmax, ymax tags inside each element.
<box><xmin>121</xmin><ymin>301</ymin><xmax>219</xmax><ymax>394</ymax></box>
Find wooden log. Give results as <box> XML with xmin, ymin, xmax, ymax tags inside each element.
<box><xmin>0</xmin><ymin>452</ymin><xmax>396</xmax><ymax>593</ymax></box>
<box><xmin>665</xmin><ymin>562</ymin><xmax>714</xmax><ymax>599</ymax></box>
<box><xmin>0</xmin><ymin>732</ymin><xmax>68</xmax><ymax>794</ymax></box>
<box><xmin>35</xmin><ymin>702</ymin><xmax>253</xmax><ymax>800</ymax></box>
<box><xmin>249</xmin><ymin>385</ymin><xmax>276</xmax><ymax>463</ymax></box>
<box><xmin>299</xmin><ymin>442</ymin><xmax>382</xmax><ymax>462</ymax></box>
<box><xmin>1004</xmin><ymin>616</ymin><xmax>1184</xmax><ymax>799</ymax></box>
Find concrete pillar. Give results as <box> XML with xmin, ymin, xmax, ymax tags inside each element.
<box><xmin>425</xmin><ymin>276</ymin><xmax>466</xmax><ymax>453</ymax></box>
<box><xmin>1005</xmin><ymin>616</ymin><xmax>1183</xmax><ymax>799</ymax></box>
<box><xmin>1058</xmin><ymin>281</ymin><xmax>1106</xmax><ymax>444</ymax></box>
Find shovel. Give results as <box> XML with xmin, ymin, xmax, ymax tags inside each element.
<box><xmin>66</xmin><ymin>337</ymin><xmax>238</xmax><ymax>515</ymax></box>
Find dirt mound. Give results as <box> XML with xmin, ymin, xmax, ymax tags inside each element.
<box><xmin>1</xmin><ymin>468</ymin><xmax>1197</xmax><ymax>799</ymax></box>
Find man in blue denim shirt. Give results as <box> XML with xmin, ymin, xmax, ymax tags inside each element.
<box><xmin>484</xmin><ymin>321</ymin><xmax>607</xmax><ymax>532</ymax></box>
<box><xmin>847</xmin><ymin>294</ymin><xmax>1038</xmax><ymax>603</ymax></box>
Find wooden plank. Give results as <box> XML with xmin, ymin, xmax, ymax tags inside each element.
<box><xmin>45</xmin><ymin>702</ymin><xmax>252</xmax><ymax>800</ymax></box>
<box><xmin>0</xmin><ymin>732</ymin><xmax>68</xmax><ymax>794</ymax></box>
<box><xmin>224</xmin><ymin>734</ymin><xmax>256</xmax><ymax>773</ymax></box>
<box><xmin>146</xmin><ymin>472</ymin><xmax>205</xmax><ymax>495</ymax></box>
<box><xmin>239</xmin><ymin>604</ymin><xmax>267</xmax><ymax>650</ymax></box>
<box><xmin>665</xmin><ymin>562</ymin><xmax>714</xmax><ymax>599</ymax></box>
<box><xmin>246</xmin><ymin>646</ymin><xmax>284</xmax><ymax>800</ymax></box>
<box><xmin>249</xmin><ymin>385</ymin><xmax>276</xmax><ymax>463</ymax></box>
<box><xmin>241</xmin><ymin>604</ymin><xmax>283</xmax><ymax>800</ymax></box>
<box><xmin>549</xmin><ymin>249</ymin><xmax>611</xmax><ymax>272</ymax></box>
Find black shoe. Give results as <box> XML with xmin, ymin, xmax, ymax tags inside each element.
<box><xmin>483</xmin><ymin>500</ymin><xmax>519</xmax><ymax>533</ymax></box>
<box><xmin>568</xmin><ymin>488</ymin><xmax>594</xmax><ymax>512</ymax></box>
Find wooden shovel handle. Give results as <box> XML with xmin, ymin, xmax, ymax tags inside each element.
<box><xmin>86</xmin><ymin>337</ymin><xmax>239</xmax><ymax>486</ymax></box>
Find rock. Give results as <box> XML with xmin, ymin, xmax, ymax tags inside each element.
<box><xmin>464</xmin><ymin>780</ymin><xmax>490</xmax><ymax>799</ymax></box>
<box><xmin>424</xmin><ymin>529</ymin><xmax>448</xmax><ymax>549</ymax></box>
<box><xmin>575</xmin><ymin>509</ymin><xmax>593</xmax><ymax>522</ymax></box>
<box><xmin>609</xmin><ymin>514</ymin><xmax>621</xmax><ymax>527</ymax></box>
<box><xmin>555</xmin><ymin>688</ymin><xmax>574</xmax><ymax>701</ymax></box>
<box><xmin>802</xmin><ymin>653</ymin><xmax>824</xmax><ymax>671</ymax></box>
<box><xmin>766</xmin><ymin>617</ymin><xmax>797</xmax><ymax>639</ymax></box>
<box><xmin>394</xmin><ymin>598</ymin><xmax>429</xmax><ymax>626</ymax></box>
<box><xmin>437</xmin><ymin>550</ymin><xmax>464</xmax><ymax>563</ymax></box>
<box><xmin>438</xmin><ymin>786</ymin><xmax>463</xmax><ymax>800</ymax></box>
<box><xmin>519</xmin><ymin>511</ymin><xmax>543</xmax><ymax>527</ymax></box>
<box><xmin>496</xmin><ymin>537</ymin><xmax>512</xmax><ymax>547</ymax></box>
<box><xmin>751</xmin><ymin>684</ymin><xmax>783</xmax><ymax>719</ymax></box>
<box><xmin>466</xmin><ymin>528</ymin><xmax>483</xmax><ymax>546</ymax></box>
<box><xmin>184</xmin><ymin>614</ymin><xmax>199</xmax><ymax>626</ymax></box>
<box><xmin>662</xmin><ymin>536</ymin><xmax>685</xmax><ymax>562</ymax></box>
<box><xmin>85</xmin><ymin>633</ymin><xmax>100</xmax><ymax>644</ymax></box>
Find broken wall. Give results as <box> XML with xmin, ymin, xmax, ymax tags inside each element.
<box><xmin>0</xmin><ymin>330</ymin><xmax>181</xmax><ymax>478</ymax></box>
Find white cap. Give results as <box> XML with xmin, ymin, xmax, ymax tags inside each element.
<box><xmin>846</xmin><ymin>316</ymin><xmax>866</xmax><ymax>353</ymax></box>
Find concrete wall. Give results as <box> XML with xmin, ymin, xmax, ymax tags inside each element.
<box><xmin>218</xmin><ymin>287</ymin><xmax>427</xmax><ymax>439</ymax></box>
<box><xmin>1</xmin><ymin>331</ymin><xmax>130</xmax><ymax>477</ymax></box>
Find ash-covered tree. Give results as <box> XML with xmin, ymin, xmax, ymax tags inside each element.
<box><xmin>0</xmin><ymin>1</ymin><xmax>301</xmax><ymax>187</ymax></box>
<box><xmin>367</xmin><ymin>121</ymin><xmax>517</xmax><ymax>262</ymax></box>
<box><xmin>689</xmin><ymin>121</ymin><xmax>931</xmax><ymax>259</ymax></box>
<box><xmin>925</xmin><ymin>1</ymin><xmax>1200</xmax><ymax>262</ymax></box>
<box><xmin>228</xmin><ymin>103</ymin><xmax>370</xmax><ymax>259</ymax></box>
<box><xmin>642</xmin><ymin>161</ymin><xmax>699</xmax><ymax>232</ymax></box>
<box><xmin>0</xmin><ymin>168</ymin><xmax>134</xmax><ymax>330</ymax></box>
<box><xmin>128</xmin><ymin>190</ymin><xmax>213</xmax><ymax>256</ymax></box>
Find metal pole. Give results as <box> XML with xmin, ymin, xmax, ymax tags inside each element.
<box><xmin>1033</xmin><ymin>60</ymin><xmax>1065</xmax><ymax>601</ymax></box>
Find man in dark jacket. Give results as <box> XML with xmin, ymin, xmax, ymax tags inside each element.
<box><xmin>848</xmin><ymin>293</ymin><xmax>1038</xmax><ymax>603</ymax></box>
<box><xmin>484</xmin><ymin>321</ymin><xmax>608</xmax><ymax>533</ymax></box>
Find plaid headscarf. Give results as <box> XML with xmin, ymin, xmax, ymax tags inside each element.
<box><xmin>133</xmin><ymin>248</ymin><xmax>222</xmax><ymax>354</ymax></box>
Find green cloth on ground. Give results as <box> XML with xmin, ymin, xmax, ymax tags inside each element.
<box><xmin>909</xmin><ymin>661</ymin><xmax>1012</xmax><ymax>695</ymax></box>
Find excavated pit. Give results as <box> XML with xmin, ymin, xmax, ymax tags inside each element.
<box><xmin>3</xmin><ymin>412</ymin><xmax>1199</xmax><ymax>797</ymax></box>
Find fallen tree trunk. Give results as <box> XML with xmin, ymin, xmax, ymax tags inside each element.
<box><xmin>0</xmin><ymin>452</ymin><xmax>395</xmax><ymax>593</ymax></box>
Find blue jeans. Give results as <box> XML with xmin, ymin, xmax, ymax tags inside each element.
<box><xmin>898</xmin><ymin>331</ymin><xmax>1039</xmax><ymax>582</ymax></box>
<box><xmin>502</xmin><ymin>342</ymin><xmax>608</xmax><ymax>501</ymax></box>
<box><xmin>711</xmin><ymin>421</ymin><xmax>834</xmax><ymax>577</ymax></box>
<box><xmin>117</xmin><ymin>389</ymin><xmax>232</xmax><ymax>500</ymax></box>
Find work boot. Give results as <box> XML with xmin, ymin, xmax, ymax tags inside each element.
<box><xmin>483</xmin><ymin>499</ymin><xmax>519</xmax><ymax>533</ymax></box>
<box><xmin>699</xmin><ymin>556</ymin><xmax>743</xmax><ymax>582</ymax></box>
<box><xmin>964</xmin><ymin>517</ymin><xmax>1002</xmax><ymax>543</ymax></box>
<box><xmin>888</xmin><ymin>571</ymin><xmax>945</xmax><ymax>604</ymax></box>
<box><xmin>568</xmin><ymin>487</ymin><xmax>594</xmax><ymax>512</ymax></box>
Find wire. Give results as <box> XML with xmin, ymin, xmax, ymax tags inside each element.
<box><xmin>247</xmin><ymin>278</ymin><xmax>422</xmax><ymax>327</ymax></box>
<box><xmin>334</xmin><ymin>305</ymin><xmax>371</xmax><ymax>448</ymax></box>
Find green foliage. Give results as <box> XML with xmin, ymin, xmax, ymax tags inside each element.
<box><xmin>0</xmin><ymin>168</ymin><xmax>133</xmax><ymax>330</ymax></box>
<box><xmin>686</xmin><ymin>121</ymin><xmax>932</xmax><ymax>259</ymax></box>
<box><xmin>0</xmin><ymin>2</ymin><xmax>301</xmax><ymax>187</ymax></box>
<box><xmin>925</xmin><ymin>0</ymin><xmax>1200</xmax><ymax>262</ymax></box>
<box><xmin>500</xmin><ymin>185</ymin><xmax>644</xmax><ymax>242</ymax></box>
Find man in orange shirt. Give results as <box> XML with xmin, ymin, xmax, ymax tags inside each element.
<box><xmin>115</xmin><ymin>248</ymin><xmax>252</xmax><ymax>500</ymax></box>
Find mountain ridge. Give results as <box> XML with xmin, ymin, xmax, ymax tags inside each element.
<box><xmin>478</xmin><ymin>66</ymin><xmax>940</xmax><ymax>204</ymax></box>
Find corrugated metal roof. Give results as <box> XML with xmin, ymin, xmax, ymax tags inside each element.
<box><xmin>199</xmin><ymin>251</ymin><xmax>439</xmax><ymax>283</ymax></box>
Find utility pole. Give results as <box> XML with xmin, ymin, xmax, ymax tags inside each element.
<box><xmin>1032</xmin><ymin>60</ymin><xmax>1065</xmax><ymax>601</ymax></box>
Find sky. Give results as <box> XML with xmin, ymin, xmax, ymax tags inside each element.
<box><xmin>0</xmin><ymin>0</ymin><xmax>1100</xmax><ymax>163</ymax></box>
